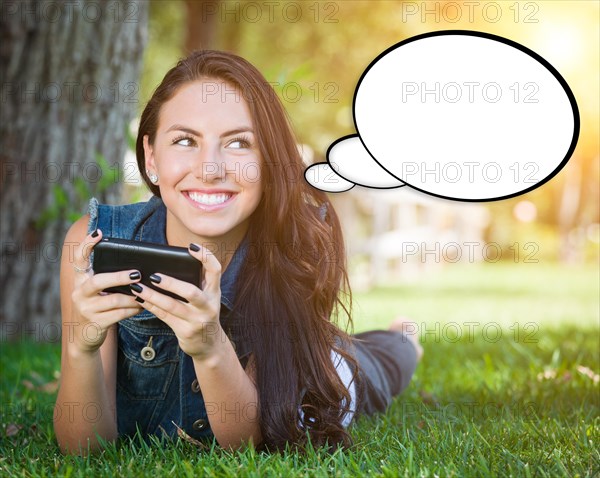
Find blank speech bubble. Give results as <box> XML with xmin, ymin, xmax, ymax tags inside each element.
<box><xmin>308</xmin><ymin>30</ymin><xmax>579</xmax><ymax>201</ymax></box>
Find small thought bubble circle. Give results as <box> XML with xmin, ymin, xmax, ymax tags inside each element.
<box><xmin>304</xmin><ymin>162</ymin><xmax>355</xmax><ymax>192</ymax></box>
<box><xmin>326</xmin><ymin>135</ymin><xmax>405</xmax><ymax>189</ymax></box>
<box><xmin>308</xmin><ymin>30</ymin><xmax>579</xmax><ymax>201</ymax></box>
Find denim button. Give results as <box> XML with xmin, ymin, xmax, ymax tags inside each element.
<box><xmin>141</xmin><ymin>346</ymin><xmax>156</xmax><ymax>361</ymax></box>
<box><xmin>191</xmin><ymin>379</ymin><xmax>200</xmax><ymax>393</ymax></box>
<box><xmin>193</xmin><ymin>418</ymin><xmax>208</xmax><ymax>430</ymax></box>
<box><xmin>141</xmin><ymin>336</ymin><xmax>156</xmax><ymax>361</ymax></box>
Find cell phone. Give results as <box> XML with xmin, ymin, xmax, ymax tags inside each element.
<box><xmin>92</xmin><ymin>237</ymin><xmax>202</xmax><ymax>302</ymax></box>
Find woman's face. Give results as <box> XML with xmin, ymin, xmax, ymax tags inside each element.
<box><xmin>144</xmin><ymin>80</ymin><xmax>263</xmax><ymax>250</ymax></box>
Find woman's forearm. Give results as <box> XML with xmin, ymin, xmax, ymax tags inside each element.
<box><xmin>192</xmin><ymin>326</ymin><xmax>262</xmax><ymax>450</ymax></box>
<box><xmin>54</xmin><ymin>346</ymin><xmax>117</xmax><ymax>455</ymax></box>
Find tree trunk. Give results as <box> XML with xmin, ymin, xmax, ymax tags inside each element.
<box><xmin>0</xmin><ymin>0</ymin><xmax>148</xmax><ymax>341</ymax></box>
<box><xmin>184</xmin><ymin>0</ymin><xmax>220</xmax><ymax>52</ymax></box>
<box><xmin>557</xmin><ymin>159</ymin><xmax>582</xmax><ymax>263</ymax></box>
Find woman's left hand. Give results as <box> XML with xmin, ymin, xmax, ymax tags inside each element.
<box><xmin>129</xmin><ymin>243</ymin><xmax>224</xmax><ymax>360</ymax></box>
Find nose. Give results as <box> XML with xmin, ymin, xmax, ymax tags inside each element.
<box><xmin>193</xmin><ymin>143</ymin><xmax>225</xmax><ymax>182</ymax></box>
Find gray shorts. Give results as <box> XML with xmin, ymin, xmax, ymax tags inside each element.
<box><xmin>344</xmin><ymin>330</ymin><xmax>418</xmax><ymax>418</ymax></box>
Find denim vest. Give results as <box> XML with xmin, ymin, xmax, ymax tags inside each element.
<box><xmin>87</xmin><ymin>196</ymin><xmax>251</xmax><ymax>443</ymax></box>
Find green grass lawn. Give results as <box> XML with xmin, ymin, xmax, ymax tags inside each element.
<box><xmin>1</xmin><ymin>261</ymin><xmax>598</xmax><ymax>477</ymax></box>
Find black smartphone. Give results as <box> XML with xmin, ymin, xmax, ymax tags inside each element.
<box><xmin>92</xmin><ymin>237</ymin><xmax>202</xmax><ymax>302</ymax></box>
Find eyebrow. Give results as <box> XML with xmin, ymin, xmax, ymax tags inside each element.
<box><xmin>165</xmin><ymin>124</ymin><xmax>254</xmax><ymax>138</ymax></box>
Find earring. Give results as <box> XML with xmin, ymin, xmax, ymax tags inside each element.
<box><xmin>146</xmin><ymin>170</ymin><xmax>159</xmax><ymax>184</ymax></box>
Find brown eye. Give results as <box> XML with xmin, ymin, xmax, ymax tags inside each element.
<box><xmin>172</xmin><ymin>136</ymin><xmax>196</xmax><ymax>147</ymax></box>
<box><xmin>227</xmin><ymin>136</ymin><xmax>251</xmax><ymax>149</ymax></box>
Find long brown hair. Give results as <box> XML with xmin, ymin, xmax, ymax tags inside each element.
<box><xmin>136</xmin><ymin>50</ymin><xmax>359</xmax><ymax>453</ymax></box>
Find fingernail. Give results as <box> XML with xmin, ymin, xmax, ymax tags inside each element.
<box><xmin>189</xmin><ymin>243</ymin><xmax>200</xmax><ymax>252</ymax></box>
<box><xmin>149</xmin><ymin>273</ymin><xmax>161</xmax><ymax>284</ymax></box>
<box><xmin>130</xmin><ymin>283</ymin><xmax>143</xmax><ymax>293</ymax></box>
<box><xmin>135</xmin><ymin>296</ymin><xmax>144</xmax><ymax>304</ymax></box>
<box><xmin>91</xmin><ymin>229</ymin><xmax>100</xmax><ymax>238</ymax></box>
<box><xmin>129</xmin><ymin>271</ymin><xmax>141</xmax><ymax>280</ymax></box>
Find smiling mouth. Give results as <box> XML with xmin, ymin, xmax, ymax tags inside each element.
<box><xmin>186</xmin><ymin>191</ymin><xmax>234</xmax><ymax>206</ymax></box>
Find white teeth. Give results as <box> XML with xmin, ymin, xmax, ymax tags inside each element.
<box><xmin>188</xmin><ymin>192</ymin><xmax>232</xmax><ymax>205</ymax></box>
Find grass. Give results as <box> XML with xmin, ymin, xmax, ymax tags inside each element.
<box><xmin>1</xmin><ymin>261</ymin><xmax>598</xmax><ymax>477</ymax></box>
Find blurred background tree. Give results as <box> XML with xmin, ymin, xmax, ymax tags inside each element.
<box><xmin>1</xmin><ymin>0</ymin><xmax>148</xmax><ymax>334</ymax></box>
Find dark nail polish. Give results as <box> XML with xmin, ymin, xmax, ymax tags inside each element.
<box><xmin>91</xmin><ymin>229</ymin><xmax>99</xmax><ymax>238</ymax></box>
<box><xmin>189</xmin><ymin>243</ymin><xmax>200</xmax><ymax>252</ymax></box>
<box><xmin>149</xmin><ymin>274</ymin><xmax>161</xmax><ymax>284</ymax></box>
<box><xmin>135</xmin><ymin>296</ymin><xmax>145</xmax><ymax>304</ymax></box>
<box><xmin>130</xmin><ymin>283</ymin><xmax>143</xmax><ymax>293</ymax></box>
<box><xmin>129</xmin><ymin>271</ymin><xmax>141</xmax><ymax>280</ymax></box>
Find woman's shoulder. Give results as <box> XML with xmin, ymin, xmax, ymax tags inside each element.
<box><xmin>63</xmin><ymin>213</ymin><xmax>90</xmax><ymax>245</ymax></box>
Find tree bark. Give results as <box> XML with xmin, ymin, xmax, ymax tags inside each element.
<box><xmin>0</xmin><ymin>0</ymin><xmax>148</xmax><ymax>340</ymax></box>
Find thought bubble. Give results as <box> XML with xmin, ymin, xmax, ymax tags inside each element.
<box><xmin>303</xmin><ymin>162</ymin><xmax>355</xmax><ymax>192</ymax></box>
<box><xmin>326</xmin><ymin>135</ymin><xmax>405</xmax><ymax>188</ymax></box>
<box><xmin>305</xmin><ymin>30</ymin><xmax>579</xmax><ymax>201</ymax></box>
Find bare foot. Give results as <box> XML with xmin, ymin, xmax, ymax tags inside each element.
<box><xmin>389</xmin><ymin>317</ymin><xmax>424</xmax><ymax>362</ymax></box>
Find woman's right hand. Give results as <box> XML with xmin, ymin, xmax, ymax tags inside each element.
<box><xmin>69</xmin><ymin>229</ymin><xmax>143</xmax><ymax>353</ymax></box>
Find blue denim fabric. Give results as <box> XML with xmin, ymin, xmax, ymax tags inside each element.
<box><xmin>86</xmin><ymin>196</ymin><xmax>418</xmax><ymax>442</ymax></box>
<box><xmin>87</xmin><ymin>196</ymin><xmax>250</xmax><ymax>443</ymax></box>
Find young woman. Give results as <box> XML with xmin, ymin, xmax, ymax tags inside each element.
<box><xmin>55</xmin><ymin>50</ymin><xmax>422</xmax><ymax>455</ymax></box>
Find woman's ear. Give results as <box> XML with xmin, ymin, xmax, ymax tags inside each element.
<box><xmin>143</xmin><ymin>135</ymin><xmax>156</xmax><ymax>173</ymax></box>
